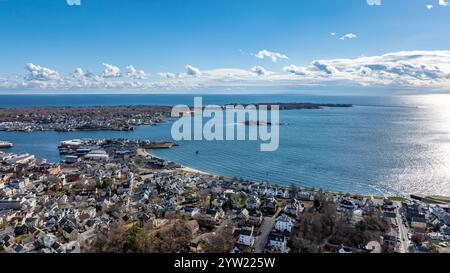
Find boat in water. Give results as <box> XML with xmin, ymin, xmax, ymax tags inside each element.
<box><xmin>0</xmin><ymin>141</ymin><xmax>13</xmax><ymax>148</ymax></box>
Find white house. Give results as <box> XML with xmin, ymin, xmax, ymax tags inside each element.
<box><xmin>237</xmin><ymin>227</ymin><xmax>254</xmax><ymax>247</ymax></box>
<box><xmin>275</xmin><ymin>214</ymin><xmax>294</xmax><ymax>233</ymax></box>
<box><xmin>267</xmin><ymin>232</ymin><xmax>289</xmax><ymax>253</ymax></box>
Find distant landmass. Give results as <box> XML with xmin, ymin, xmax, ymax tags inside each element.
<box><xmin>0</xmin><ymin>103</ymin><xmax>352</xmax><ymax>132</ymax></box>
<box><xmin>225</xmin><ymin>102</ymin><xmax>353</xmax><ymax>110</ymax></box>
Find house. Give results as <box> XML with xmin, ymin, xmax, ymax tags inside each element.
<box><xmin>284</xmin><ymin>198</ymin><xmax>302</xmax><ymax>217</ymax></box>
<box><xmin>431</xmin><ymin>206</ymin><xmax>450</xmax><ymax>226</ymax></box>
<box><xmin>383</xmin><ymin>235</ymin><xmax>397</xmax><ymax>250</ymax></box>
<box><xmin>261</xmin><ymin>197</ymin><xmax>277</xmax><ymax>215</ymax></box>
<box><xmin>237</xmin><ymin>208</ymin><xmax>250</xmax><ymax>225</ymax></box>
<box><xmin>246</xmin><ymin>195</ymin><xmax>260</xmax><ymax>211</ymax></box>
<box><xmin>39</xmin><ymin>233</ymin><xmax>58</xmax><ymax>248</ymax></box>
<box><xmin>180</xmin><ymin>206</ymin><xmax>200</xmax><ymax>218</ymax></box>
<box><xmin>186</xmin><ymin>220</ymin><xmax>200</xmax><ymax>235</ymax></box>
<box><xmin>137</xmin><ymin>213</ymin><xmax>153</xmax><ymax>228</ymax></box>
<box><xmin>211</xmin><ymin>197</ymin><xmax>225</xmax><ymax>209</ymax></box>
<box><xmin>1</xmin><ymin>234</ymin><xmax>14</xmax><ymax>251</ymax></box>
<box><xmin>440</xmin><ymin>225</ymin><xmax>450</xmax><ymax>236</ymax></box>
<box><xmin>237</xmin><ymin>227</ymin><xmax>254</xmax><ymax>247</ymax></box>
<box><xmin>339</xmin><ymin>199</ymin><xmax>356</xmax><ymax>210</ymax></box>
<box><xmin>9</xmin><ymin>244</ymin><xmax>29</xmax><ymax>253</ymax></box>
<box><xmin>275</xmin><ymin>188</ymin><xmax>288</xmax><ymax>199</ymax></box>
<box><xmin>275</xmin><ymin>214</ymin><xmax>294</xmax><ymax>233</ymax></box>
<box><xmin>0</xmin><ymin>196</ymin><xmax>27</xmax><ymax>210</ymax></box>
<box><xmin>382</xmin><ymin>199</ymin><xmax>396</xmax><ymax>211</ymax></box>
<box><xmin>247</xmin><ymin>210</ymin><xmax>263</xmax><ymax>226</ymax></box>
<box><xmin>51</xmin><ymin>241</ymin><xmax>66</xmax><ymax>253</ymax></box>
<box><xmin>195</xmin><ymin>214</ymin><xmax>217</xmax><ymax>230</ymax></box>
<box><xmin>267</xmin><ymin>232</ymin><xmax>289</xmax><ymax>253</ymax></box>
<box><xmin>84</xmin><ymin>150</ymin><xmax>109</xmax><ymax>161</ymax></box>
<box><xmin>205</xmin><ymin>209</ymin><xmax>224</xmax><ymax>223</ymax></box>
<box><xmin>297</xmin><ymin>191</ymin><xmax>314</xmax><ymax>201</ymax></box>
<box><xmin>411</xmin><ymin>217</ymin><xmax>427</xmax><ymax>229</ymax></box>
<box><xmin>62</xmin><ymin>225</ymin><xmax>79</xmax><ymax>240</ymax></box>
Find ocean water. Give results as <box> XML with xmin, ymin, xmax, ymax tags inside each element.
<box><xmin>1</xmin><ymin>93</ymin><xmax>450</xmax><ymax>196</ymax></box>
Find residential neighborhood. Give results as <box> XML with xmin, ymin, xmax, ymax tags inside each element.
<box><xmin>0</xmin><ymin>138</ymin><xmax>449</xmax><ymax>253</ymax></box>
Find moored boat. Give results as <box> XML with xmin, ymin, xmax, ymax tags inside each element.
<box><xmin>0</xmin><ymin>141</ymin><xmax>13</xmax><ymax>148</ymax></box>
<box><xmin>141</xmin><ymin>141</ymin><xmax>177</xmax><ymax>149</ymax></box>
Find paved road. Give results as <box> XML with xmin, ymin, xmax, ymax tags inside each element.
<box><xmin>254</xmin><ymin>217</ymin><xmax>276</xmax><ymax>253</ymax></box>
<box><xmin>395</xmin><ymin>204</ymin><xmax>410</xmax><ymax>253</ymax></box>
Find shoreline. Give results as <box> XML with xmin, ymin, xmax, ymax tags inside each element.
<box><xmin>137</xmin><ymin>148</ymin><xmax>450</xmax><ymax>203</ymax></box>
<box><xmin>139</xmin><ymin>148</ymin><xmax>213</xmax><ymax>176</ymax></box>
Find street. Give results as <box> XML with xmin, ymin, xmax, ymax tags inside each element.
<box><xmin>395</xmin><ymin>204</ymin><xmax>410</xmax><ymax>253</ymax></box>
<box><xmin>253</xmin><ymin>216</ymin><xmax>276</xmax><ymax>253</ymax></box>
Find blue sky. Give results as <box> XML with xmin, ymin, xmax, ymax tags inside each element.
<box><xmin>0</xmin><ymin>0</ymin><xmax>449</xmax><ymax>92</ymax></box>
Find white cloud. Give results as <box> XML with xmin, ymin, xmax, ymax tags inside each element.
<box><xmin>73</xmin><ymin>68</ymin><xmax>85</xmax><ymax>80</ymax></box>
<box><xmin>426</xmin><ymin>4</ymin><xmax>434</xmax><ymax>9</ymax></box>
<box><xmin>339</xmin><ymin>33</ymin><xmax>357</xmax><ymax>40</ymax></box>
<box><xmin>25</xmin><ymin>63</ymin><xmax>60</xmax><ymax>81</ymax></box>
<box><xmin>102</xmin><ymin>63</ymin><xmax>121</xmax><ymax>78</ymax></box>
<box><xmin>439</xmin><ymin>0</ymin><xmax>449</xmax><ymax>6</ymax></box>
<box><xmin>72</xmin><ymin>68</ymin><xmax>103</xmax><ymax>84</ymax></box>
<box><xmin>367</xmin><ymin>0</ymin><xmax>381</xmax><ymax>5</ymax></box>
<box><xmin>255</xmin><ymin>50</ymin><xmax>288</xmax><ymax>62</ymax></box>
<box><xmin>284</xmin><ymin>50</ymin><xmax>450</xmax><ymax>88</ymax></box>
<box><xmin>185</xmin><ymin>64</ymin><xmax>202</xmax><ymax>77</ymax></box>
<box><xmin>158</xmin><ymin>72</ymin><xmax>178</xmax><ymax>79</ymax></box>
<box><xmin>251</xmin><ymin>66</ymin><xmax>269</xmax><ymax>76</ymax></box>
<box><xmin>126</xmin><ymin>65</ymin><xmax>147</xmax><ymax>79</ymax></box>
<box><xmin>283</xmin><ymin>65</ymin><xmax>310</xmax><ymax>76</ymax></box>
<box><xmin>203</xmin><ymin>68</ymin><xmax>254</xmax><ymax>79</ymax></box>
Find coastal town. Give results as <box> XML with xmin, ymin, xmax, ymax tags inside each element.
<box><xmin>0</xmin><ymin>103</ymin><xmax>351</xmax><ymax>132</ymax></box>
<box><xmin>0</xmin><ymin>138</ymin><xmax>449</xmax><ymax>253</ymax></box>
<box><xmin>0</xmin><ymin>106</ymin><xmax>173</xmax><ymax>132</ymax></box>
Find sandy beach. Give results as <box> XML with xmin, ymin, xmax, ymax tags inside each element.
<box><xmin>138</xmin><ymin>147</ymin><xmax>213</xmax><ymax>176</ymax></box>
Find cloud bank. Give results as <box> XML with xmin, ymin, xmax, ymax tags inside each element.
<box><xmin>2</xmin><ymin>50</ymin><xmax>450</xmax><ymax>92</ymax></box>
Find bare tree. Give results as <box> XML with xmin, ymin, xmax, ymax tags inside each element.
<box><xmin>84</xmin><ymin>222</ymin><xmax>127</xmax><ymax>253</ymax></box>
